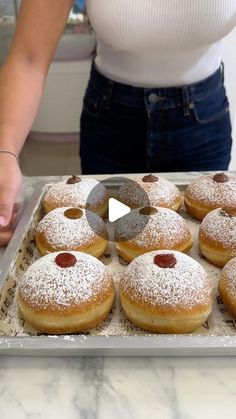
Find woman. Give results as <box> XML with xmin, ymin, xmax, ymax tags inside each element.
<box><xmin>0</xmin><ymin>0</ymin><xmax>236</xmax><ymax>244</ymax></box>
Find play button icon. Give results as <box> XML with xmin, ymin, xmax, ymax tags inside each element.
<box><xmin>108</xmin><ymin>198</ymin><xmax>130</xmax><ymax>222</ymax></box>
<box><xmin>85</xmin><ymin>176</ymin><xmax>150</xmax><ymax>242</ymax></box>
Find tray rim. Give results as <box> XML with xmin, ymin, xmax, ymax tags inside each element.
<box><xmin>1</xmin><ymin>335</ymin><xmax>236</xmax><ymax>357</ymax></box>
<box><xmin>1</xmin><ymin>172</ymin><xmax>236</xmax><ymax>356</ymax></box>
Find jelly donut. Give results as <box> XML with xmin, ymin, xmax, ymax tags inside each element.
<box><xmin>117</xmin><ymin>174</ymin><xmax>181</xmax><ymax>211</ymax></box>
<box><xmin>115</xmin><ymin>206</ymin><xmax>192</xmax><ymax>262</ymax></box>
<box><xmin>43</xmin><ymin>176</ymin><xmax>109</xmax><ymax>218</ymax></box>
<box><xmin>184</xmin><ymin>172</ymin><xmax>236</xmax><ymax>221</ymax></box>
<box><xmin>119</xmin><ymin>250</ymin><xmax>213</xmax><ymax>333</ymax></box>
<box><xmin>199</xmin><ymin>207</ymin><xmax>236</xmax><ymax>267</ymax></box>
<box><xmin>18</xmin><ymin>251</ymin><xmax>115</xmax><ymax>334</ymax></box>
<box><xmin>36</xmin><ymin>207</ymin><xmax>108</xmax><ymax>258</ymax></box>
<box><xmin>218</xmin><ymin>257</ymin><xmax>236</xmax><ymax>317</ymax></box>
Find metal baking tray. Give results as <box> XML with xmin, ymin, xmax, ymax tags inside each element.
<box><xmin>1</xmin><ymin>174</ymin><xmax>236</xmax><ymax>357</ymax></box>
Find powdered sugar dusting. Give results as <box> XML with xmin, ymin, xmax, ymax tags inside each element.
<box><xmin>37</xmin><ymin>207</ymin><xmax>106</xmax><ymax>248</ymax></box>
<box><xmin>43</xmin><ymin>178</ymin><xmax>108</xmax><ymax>208</ymax></box>
<box><xmin>222</xmin><ymin>257</ymin><xmax>236</xmax><ymax>296</ymax></box>
<box><xmin>2</xmin><ymin>177</ymin><xmax>236</xmax><ymax>340</ymax></box>
<box><xmin>200</xmin><ymin>208</ymin><xmax>236</xmax><ymax>251</ymax></box>
<box><xmin>18</xmin><ymin>252</ymin><xmax>113</xmax><ymax>311</ymax></box>
<box><xmin>121</xmin><ymin>250</ymin><xmax>212</xmax><ymax>309</ymax></box>
<box><xmin>118</xmin><ymin>177</ymin><xmax>180</xmax><ymax>207</ymax></box>
<box><xmin>115</xmin><ymin>207</ymin><xmax>191</xmax><ymax>247</ymax></box>
<box><xmin>185</xmin><ymin>174</ymin><xmax>236</xmax><ymax>206</ymax></box>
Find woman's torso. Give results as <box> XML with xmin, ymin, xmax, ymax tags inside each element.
<box><xmin>86</xmin><ymin>0</ymin><xmax>236</xmax><ymax>87</ymax></box>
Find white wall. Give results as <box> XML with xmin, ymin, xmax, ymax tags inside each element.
<box><xmin>222</xmin><ymin>27</ymin><xmax>236</xmax><ymax>170</ymax></box>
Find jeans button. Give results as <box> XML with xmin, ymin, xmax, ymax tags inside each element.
<box><xmin>148</xmin><ymin>93</ymin><xmax>159</xmax><ymax>104</ymax></box>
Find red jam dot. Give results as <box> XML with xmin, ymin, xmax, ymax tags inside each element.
<box><xmin>221</xmin><ymin>207</ymin><xmax>236</xmax><ymax>217</ymax></box>
<box><xmin>55</xmin><ymin>253</ymin><xmax>77</xmax><ymax>268</ymax></box>
<box><xmin>154</xmin><ymin>254</ymin><xmax>177</xmax><ymax>268</ymax></box>
<box><xmin>139</xmin><ymin>206</ymin><xmax>158</xmax><ymax>215</ymax></box>
<box><xmin>142</xmin><ymin>174</ymin><xmax>159</xmax><ymax>183</ymax></box>
<box><xmin>67</xmin><ymin>175</ymin><xmax>81</xmax><ymax>184</ymax></box>
<box><xmin>64</xmin><ymin>208</ymin><xmax>83</xmax><ymax>219</ymax></box>
<box><xmin>213</xmin><ymin>173</ymin><xmax>229</xmax><ymax>183</ymax></box>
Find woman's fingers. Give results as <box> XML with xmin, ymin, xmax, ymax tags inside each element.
<box><xmin>0</xmin><ymin>155</ymin><xmax>22</xmax><ymax>246</ymax></box>
<box><xmin>0</xmin><ymin>189</ymin><xmax>18</xmax><ymax>227</ymax></box>
<box><xmin>0</xmin><ymin>203</ymin><xmax>21</xmax><ymax>232</ymax></box>
<box><xmin>13</xmin><ymin>202</ymin><xmax>21</xmax><ymax>213</ymax></box>
<box><xmin>0</xmin><ymin>230</ymin><xmax>13</xmax><ymax>246</ymax></box>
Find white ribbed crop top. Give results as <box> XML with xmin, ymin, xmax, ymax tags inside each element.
<box><xmin>86</xmin><ymin>0</ymin><xmax>236</xmax><ymax>87</ymax></box>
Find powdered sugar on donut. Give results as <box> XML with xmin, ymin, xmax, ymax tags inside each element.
<box><xmin>120</xmin><ymin>250</ymin><xmax>212</xmax><ymax>309</ymax></box>
<box><xmin>185</xmin><ymin>174</ymin><xmax>236</xmax><ymax>206</ymax></box>
<box><xmin>118</xmin><ymin>177</ymin><xmax>180</xmax><ymax>207</ymax></box>
<box><xmin>18</xmin><ymin>252</ymin><xmax>113</xmax><ymax>311</ymax></box>
<box><xmin>44</xmin><ymin>178</ymin><xmax>108</xmax><ymax>208</ymax></box>
<box><xmin>114</xmin><ymin>207</ymin><xmax>191</xmax><ymax>247</ymax></box>
<box><xmin>200</xmin><ymin>208</ymin><xmax>236</xmax><ymax>251</ymax></box>
<box><xmin>37</xmin><ymin>207</ymin><xmax>106</xmax><ymax>248</ymax></box>
<box><xmin>222</xmin><ymin>257</ymin><xmax>236</xmax><ymax>296</ymax></box>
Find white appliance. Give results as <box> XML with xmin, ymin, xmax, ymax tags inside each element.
<box><xmin>30</xmin><ymin>59</ymin><xmax>92</xmax><ymax>143</ymax></box>
<box><xmin>30</xmin><ymin>31</ymin><xmax>96</xmax><ymax>143</ymax></box>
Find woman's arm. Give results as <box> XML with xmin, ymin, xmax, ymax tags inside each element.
<box><xmin>0</xmin><ymin>0</ymin><xmax>74</xmax><ymax>154</ymax></box>
<box><xmin>0</xmin><ymin>0</ymin><xmax>74</xmax><ymax>232</ymax></box>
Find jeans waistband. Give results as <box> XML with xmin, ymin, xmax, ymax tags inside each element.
<box><xmin>89</xmin><ymin>60</ymin><xmax>224</xmax><ymax>107</ymax></box>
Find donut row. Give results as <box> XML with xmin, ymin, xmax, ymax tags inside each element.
<box><xmin>42</xmin><ymin>172</ymin><xmax>236</xmax><ymax>221</ymax></box>
<box><xmin>18</xmin><ymin>248</ymin><xmax>236</xmax><ymax>335</ymax></box>
<box><xmin>35</xmin><ymin>203</ymin><xmax>236</xmax><ymax>268</ymax></box>
<box><xmin>185</xmin><ymin>172</ymin><xmax>236</xmax><ymax>268</ymax></box>
<box><xmin>36</xmin><ymin>205</ymin><xmax>193</xmax><ymax>262</ymax></box>
<box><xmin>42</xmin><ymin>174</ymin><xmax>182</xmax><ymax>216</ymax></box>
<box><xmin>185</xmin><ymin>172</ymin><xmax>236</xmax><ymax>322</ymax></box>
<box><xmin>18</xmin><ymin>250</ymin><xmax>213</xmax><ymax>335</ymax></box>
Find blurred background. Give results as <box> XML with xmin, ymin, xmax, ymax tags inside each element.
<box><xmin>0</xmin><ymin>1</ymin><xmax>235</xmax><ymax>175</ymax></box>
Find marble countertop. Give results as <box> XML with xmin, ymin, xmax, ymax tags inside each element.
<box><xmin>0</xmin><ymin>174</ymin><xmax>236</xmax><ymax>419</ymax></box>
<box><xmin>1</xmin><ymin>356</ymin><xmax>236</xmax><ymax>419</ymax></box>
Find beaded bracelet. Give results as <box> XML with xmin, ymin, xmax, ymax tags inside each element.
<box><xmin>0</xmin><ymin>150</ymin><xmax>19</xmax><ymax>165</ymax></box>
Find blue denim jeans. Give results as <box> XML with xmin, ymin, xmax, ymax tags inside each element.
<box><xmin>80</xmin><ymin>62</ymin><xmax>232</xmax><ymax>174</ymax></box>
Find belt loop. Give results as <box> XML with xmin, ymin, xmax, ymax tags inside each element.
<box><xmin>103</xmin><ymin>80</ymin><xmax>114</xmax><ymax>110</ymax></box>
<box><xmin>182</xmin><ymin>86</ymin><xmax>190</xmax><ymax>116</ymax></box>
<box><xmin>220</xmin><ymin>61</ymin><xmax>225</xmax><ymax>84</ymax></box>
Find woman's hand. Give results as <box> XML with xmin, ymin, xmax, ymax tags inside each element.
<box><xmin>0</xmin><ymin>203</ymin><xmax>21</xmax><ymax>246</ymax></box>
<box><xmin>0</xmin><ymin>154</ymin><xmax>22</xmax><ymax>246</ymax></box>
